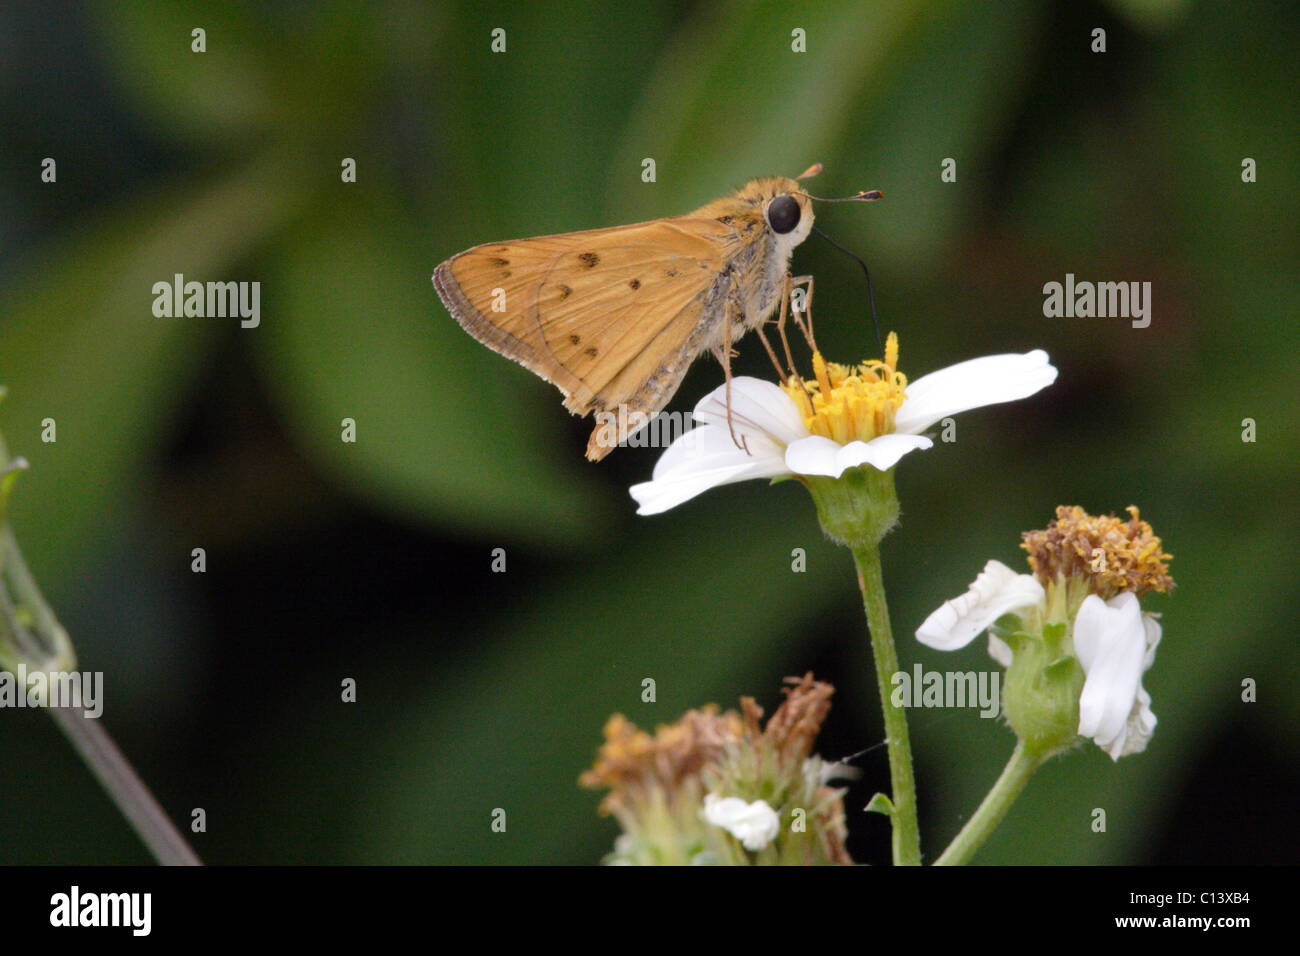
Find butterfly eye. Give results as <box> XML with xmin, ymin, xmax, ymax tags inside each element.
<box><xmin>765</xmin><ymin>195</ymin><xmax>801</xmax><ymax>234</ymax></box>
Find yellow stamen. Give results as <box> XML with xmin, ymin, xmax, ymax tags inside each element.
<box><xmin>813</xmin><ymin>350</ymin><xmax>834</xmax><ymax>397</ymax></box>
<box><xmin>780</xmin><ymin>332</ymin><xmax>908</xmax><ymax>446</ymax></box>
<box><xmin>884</xmin><ymin>331</ymin><xmax>898</xmax><ymax>373</ymax></box>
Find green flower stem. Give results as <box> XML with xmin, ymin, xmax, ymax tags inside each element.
<box><xmin>934</xmin><ymin>740</ymin><xmax>1045</xmax><ymax>866</ymax></box>
<box><xmin>2</xmin><ymin>426</ymin><xmax>200</xmax><ymax>866</ymax></box>
<box><xmin>851</xmin><ymin>542</ymin><xmax>921</xmax><ymax>866</ymax></box>
<box><xmin>47</xmin><ymin>705</ymin><xmax>202</xmax><ymax>866</ymax></box>
<box><xmin>805</xmin><ymin>466</ymin><xmax>918</xmax><ymax>866</ymax></box>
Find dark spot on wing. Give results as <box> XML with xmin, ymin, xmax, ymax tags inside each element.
<box><xmin>717</xmin><ymin>215</ymin><xmax>734</xmax><ymax>225</ymax></box>
<box><xmin>666</xmin><ymin>268</ymin><xmax>679</xmax><ymax>277</ymax></box>
<box><xmin>569</xmin><ymin>334</ymin><xmax>581</xmax><ymax>346</ymax></box>
<box><xmin>579</xmin><ymin>252</ymin><xmax>599</xmax><ymax>268</ymax></box>
<box><xmin>629</xmin><ymin>278</ymin><xmax>641</xmax><ymax>290</ymax></box>
<box><xmin>585</xmin><ymin>347</ymin><xmax>598</xmax><ymax>358</ymax></box>
<box><xmin>557</xmin><ymin>284</ymin><xmax>572</xmax><ymax>300</ymax></box>
<box><xmin>488</xmin><ymin>256</ymin><xmax>509</xmax><ymax>266</ymax></box>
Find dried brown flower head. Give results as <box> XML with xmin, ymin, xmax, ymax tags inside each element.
<box><xmin>1022</xmin><ymin>505</ymin><xmax>1174</xmax><ymax>598</ymax></box>
<box><xmin>580</xmin><ymin>674</ymin><xmax>851</xmax><ymax>864</ymax></box>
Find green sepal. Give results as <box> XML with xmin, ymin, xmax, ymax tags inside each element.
<box><xmin>993</xmin><ymin>623</ymin><xmax>1036</xmax><ymax>655</ymax></box>
<box><xmin>1044</xmin><ymin>656</ymin><xmax>1079</xmax><ymax>681</ymax></box>
<box><xmin>1041</xmin><ymin>620</ymin><xmax>1069</xmax><ymax>657</ymax></box>
<box><xmin>804</xmin><ymin>465</ymin><xmax>900</xmax><ymax>548</ymax></box>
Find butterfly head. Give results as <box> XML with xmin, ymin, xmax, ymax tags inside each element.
<box><xmin>735</xmin><ymin>176</ymin><xmax>816</xmax><ymax>256</ymax></box>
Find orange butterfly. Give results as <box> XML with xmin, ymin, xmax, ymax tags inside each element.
<box><xmin>433</xmin><ymin>164</ymin><xmax>880</xmax><ymax>460</ymax></box>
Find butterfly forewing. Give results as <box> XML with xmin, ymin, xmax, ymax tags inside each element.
<box><xmin>434</xmin><ymin>215</ymin><xmax>743</xmax><ymax>457</ymax></box>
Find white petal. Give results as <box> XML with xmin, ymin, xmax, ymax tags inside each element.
<box><xmin>1074</xmin><ymin>592</ymin><xmax>1149</xmax><ymax>760</ymax></box>
<box><xmin>916</xmin><ymin>560</ymin><xmax>1045</xmax><ymax>651</ymax></box>
<box><xmin>701</xmin><ymin>793</ymin><xmax>781</xmax><ymax>852</ymax></box>
<box><xmin>893</xmin><ymin>350</ymin><xmax>1058</xmax><ymax>435</ymax></box>
<box><xmin>1141</xmin><ymin>613</ymin><xmax>1162</xmax><ymax>669</ymax></box>
<box><xmin>784</xmin><ymin>433</ymin><xmax>933</xmax><ymax>477</ymax></box>
<box><xmin>1114</xmin><ymin>615</ymin><xmax>1161</xmax><ymax>757</ymax></box>
<box><xmin>1118</xmin><ymin>684</ymin><xmax>1157</xmax><ymax>757</ymax></box>
<box><xmin>780</xmin><ymin>435</ymin><xmax>841</xmax><ymax>476</ymax></box>
<box><xmin>629</xmin><ymin>424</ymin><xmax>788</xmax><ymax>515</ymax></box>
<box><xmin>691</xmin><ymin>377</ymin><xmax>809</xmax><ymax>446</ymax></box>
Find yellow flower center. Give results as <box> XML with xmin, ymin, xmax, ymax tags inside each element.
<box><xmin>780</xmin><ymin>332</ymin><xmax>908</xmax><ymax>445</ymax></box>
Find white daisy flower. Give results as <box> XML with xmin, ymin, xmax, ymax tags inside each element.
<box><xmin>630</xmin><ymin>334</ymin><xmax>1057</xmax><ymax>515</ymax></box>
<box><xmin>916</xmin><ymin>536</ymin><xmax>1167</xmax><ymax>761</ymax></box>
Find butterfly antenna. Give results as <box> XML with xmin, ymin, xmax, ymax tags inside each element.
<box><xmin>812</xmin><ymin>226</ymin><xmax>882</xmax><ymax>357</ymax></box>
<box><xmin>800</xmin><ymin>188</ymin><xmax>883</xmax><ymax>203</ymax></box>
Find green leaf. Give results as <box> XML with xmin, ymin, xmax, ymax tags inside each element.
<box><xmin>865</xmin><ymin>792</ymin><xmax>896</xmax><ymax>817</ymax></box>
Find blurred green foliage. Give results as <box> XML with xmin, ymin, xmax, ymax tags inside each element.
<box><xmin>0</xmin><ymin>0</ymin><xmax>1296</xmax><ymax>864</ymax></box>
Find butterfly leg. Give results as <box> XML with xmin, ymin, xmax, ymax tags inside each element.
<box><xmin>775</xmin><ymin>273</ymin><xmax>801</xmax><ymax>378</ymax></box>
<box><xmin>758</xmin><ymin>274</ymin><xmax>792</xmax><ymax>380</ymax></box>
<box><xmin>713</xmin><ymin>303</ymin><xmax>750</xmax><ymax>456</ymax></box>
<box><xmin>756</xmin><ymin>324</ymin><xmax>786</xmax><ymax>381</ymax></box>
<box><xmin>788</xmin><ymin>274</ymin><xmax>817</xmax><ymax>351</ymax></box>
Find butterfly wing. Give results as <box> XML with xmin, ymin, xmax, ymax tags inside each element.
<box><xmin>434</xmin><ymin>216</ymin><xmax>745</xmax><ymax>459</ymax></box>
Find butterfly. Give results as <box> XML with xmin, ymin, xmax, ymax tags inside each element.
<box><xmin>433</xmin><ymin>164</ymin><xmax>880</xmax><ymax>460</ymax></box>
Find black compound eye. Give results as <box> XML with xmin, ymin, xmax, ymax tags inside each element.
<box><xmin>766</xmin><ymin>195</ymin><xmax>801</xmax><ymax>234</ymax></box>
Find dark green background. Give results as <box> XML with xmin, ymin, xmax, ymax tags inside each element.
<box><xmin>1</xmin><ymin>0</ymin><xmax>1295</xmax><ymax>864</ymax></box>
